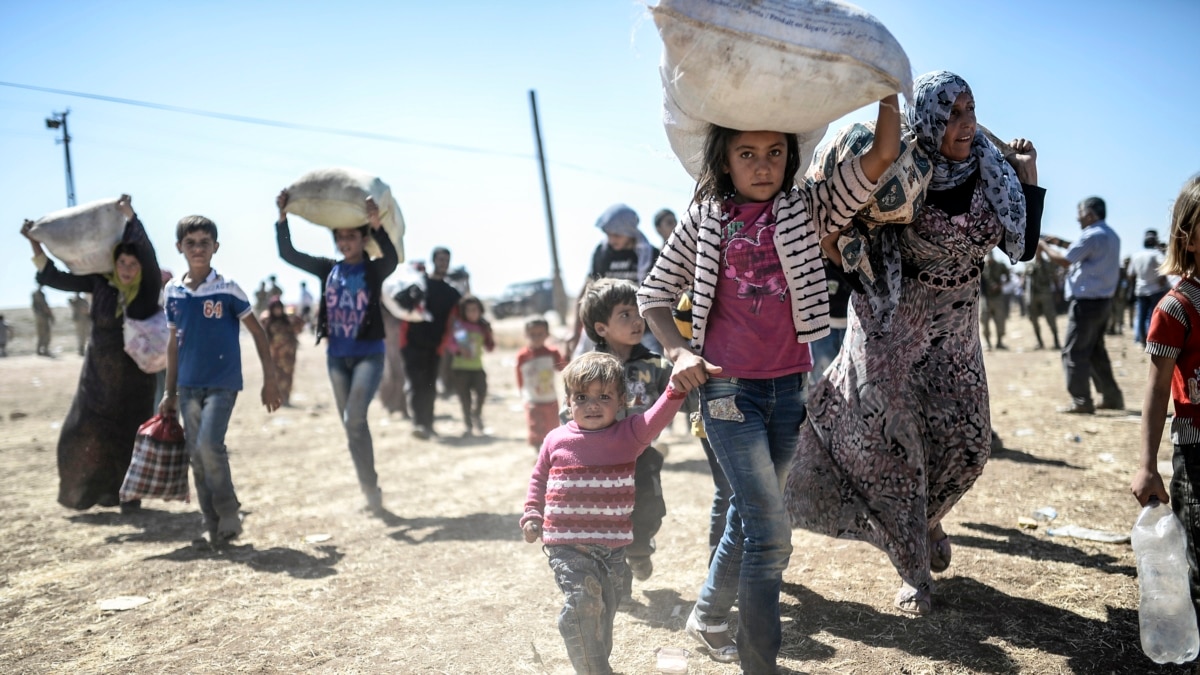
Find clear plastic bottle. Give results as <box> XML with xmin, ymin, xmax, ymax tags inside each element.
<box><xmin>1131</xmin><ymin>500</ymin><xmax>1200</xmax><ymax>664</ymax></box>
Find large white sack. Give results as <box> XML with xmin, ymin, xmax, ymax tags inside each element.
<box><xmin>654</xmin><ymin>0</ymin><xmax>912</xmax><ymax>135</ymax></box>
<box><xmin>664</xmin><ymin>86</ymin><xmax>827</xmax><ymax>183</ymax></box>
<box><xmin>28</xmin><ymin>198</ymin><xmax>126</xmax><ymax>275</ymax></box>
<box><xmin>284</xmin><ymin>167</ymin><xmax>406</xmax><ymax>262</ymax></box>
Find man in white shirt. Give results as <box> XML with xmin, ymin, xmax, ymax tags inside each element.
<box><xmin>1128</xmin><ymin>229</ymin><xmax>1169</xmax><ymax>347</ymax></box>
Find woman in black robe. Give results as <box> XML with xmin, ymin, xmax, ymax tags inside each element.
<box><xmin>21</xmin><ymin>195</ymin><xmax>162</xmax><ymax>510</ymax></box>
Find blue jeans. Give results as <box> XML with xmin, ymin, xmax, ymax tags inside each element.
<box><xmin>697</xmin><ymin>374</ymin><xmax>805</xmax><ymax>675</ymax></box>
<box><xmin>179</xmin><ymin>387</ymin><xmax>240</xmax><ymax>528</ymax></box>
<box><xmin>327</xmin><ymin>353</ymin><xmax>384</xmax><ymax>493</ymax></box>
<box><xmin>808</xmin><ymin>327</ymin><xmax>846</xmax><ymax>385</ymax></box>
<box><xmin>547</xmin><ymin>544</ymin><xmax>627</xmax><ymax>675</ymax></box>
<box><xmin>1135</xmin><ymin>290</ymin><xmax>1167</xmax><ymax>345</ymax></box>
<box><xmin>700</xmin><ymin>436</ymin><xmax>732</xmax><ymax>564</ymax></box>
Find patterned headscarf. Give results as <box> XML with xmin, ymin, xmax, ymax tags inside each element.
<box><xmin>906</xmin><ymin>71</ymin><xmax>1026</xmax><ymax>262</ymax></box>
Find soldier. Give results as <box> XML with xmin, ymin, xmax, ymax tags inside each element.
<box><xmin>32</xmin><ymin>285</ymin><xmax>54</xmax><ymax>356</ymax></box>
<box><xmin>980</xmin><ymin>253</ymin><xmax>1010</xmax><ymax>350</ymax></box>
<box><xmin>1025</xmin><ymin>250</ymin><xmax>1061</xmax><ymax>350</ymax></box>
<box><xmin>69</xmin><ymin>292</ymin><xmax>90</xmax><ymax>356</ymax></box>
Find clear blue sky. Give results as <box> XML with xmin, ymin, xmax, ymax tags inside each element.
<box><xmin>2</xmin><ymin>1</ymin><xmax>1198</xmax><ymax>312</ymax></box>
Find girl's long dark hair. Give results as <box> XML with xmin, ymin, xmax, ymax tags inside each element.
<box><xmin>458</xmin><ymin>295</ymin><xmax>490</xmax><ymax>329</ymax></box>
<box><xmin>691</xmin><ymin>125</ymin><xmax>801</xmax><ymax>204</ymax></box>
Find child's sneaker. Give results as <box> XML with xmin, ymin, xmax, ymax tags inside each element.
<box><xmin>216</xmin><ymin>513</ymin><xmax>243</xmax><ymax>545</ymax></box>
<box><xmin>686</xmin><ymin>608</ymin><xmax>739</xmax><ymax>663</ymax></box>
<box><xmin>192</xmin><ymin>526</ymin><xmax>219</xmax><ymax>550</ymax></box>
<box><xmin>364</xmin><ymin>487</ymin><xmax>384</xmax><ymax>516</ymax></box>
<box><xmin>628</xmin><ymin>555</ymin><xmax>653</xmax><ymax>581</ymax></box>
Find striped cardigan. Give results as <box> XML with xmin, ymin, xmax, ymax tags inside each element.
<box><xmin>638</xmin><ymin>155</ymin><xmax>876</xmax><ymax>352</ymax></box>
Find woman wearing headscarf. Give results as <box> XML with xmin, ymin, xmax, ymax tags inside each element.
<box><xmin>261</xmin><ymin>299</ymin><xmax>305</xmax><ymax>407</ymax></box>
<box><xmin>785</xmin><ymin>71</ymin><xmax>1044</xmax><ymax>615</ymax></box>
<box><xmin>566</xmin><ymin>204</ymin><xmax>660</xmax><ymax>357</ymax></box>
<box><xmin>20</xmin><ymin>195</ymin><xmax>163</xmax><ymax>511</ymax></box>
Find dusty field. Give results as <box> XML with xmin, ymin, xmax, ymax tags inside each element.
<box><xmin>0</xmin><ymin>311</ymin><xmax>1194</xmax><ymax>674</ymax></box>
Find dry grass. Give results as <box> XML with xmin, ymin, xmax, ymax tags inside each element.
<box><xmin>0</xmin><ymin>312</ymin><xmax>1194</xmax><ymax>674</ymax></box>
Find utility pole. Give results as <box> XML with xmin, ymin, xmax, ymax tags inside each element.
<box><xmin>528</xmin><ymin>90</ymin><xmax>568</xmax><ymax>325</ymax></box>
<box><xmin>45</xmin><ymin>109</ymin><xmax>76</xmax><ymax>206</ymax></box>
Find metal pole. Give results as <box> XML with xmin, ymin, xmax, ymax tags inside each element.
<box><xmin>46</xmin><ymin>109</ymin><xmax>76</xmax><ymax>206</ymax></box>
<box><xmin>529</xmin><ymin>90</ymin><xmax>568</xmax><ymax>325</ymax></box>
<box><xmin>61</xmin><ymin>110</ymin><xmax>76</xmax><ymax>207</ymax></box>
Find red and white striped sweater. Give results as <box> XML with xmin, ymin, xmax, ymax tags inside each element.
<box><xmin>521</xmin><ymin>386</ymin><xmax>685</xmax><ymax>547</ymax></box>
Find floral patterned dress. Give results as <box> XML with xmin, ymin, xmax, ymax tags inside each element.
<box><xmin>785</xmin><ymin>181</ymin><xmax>1000</xmax><ymax>597</ymax></box>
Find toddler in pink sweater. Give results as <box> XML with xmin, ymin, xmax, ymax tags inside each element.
<box><xmin>520</xmin><ymin>351</ymin><xmax>685</xmax><ymax>674</ymax></box>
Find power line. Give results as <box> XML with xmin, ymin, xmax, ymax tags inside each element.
<box><xmin>0</xmin><ymin>80</ymin><xmax>530</xmax><ymax>160</ymax></box>
<box><xmin>0</xmin><ymin>80</ymin><xmax>691</xmax><ymax>193</ymax></box>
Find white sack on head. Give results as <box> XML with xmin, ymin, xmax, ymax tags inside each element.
<box><xmin>283</xmin><ymin>167</ymin><xmax>406</xmax><ymax>262</ymax></box>
<box><xmin>28</xmin><ymin>198</ymin><xmax>126</xmax><ymax>275</ymax></box>
<box><xmin>664</xmin><ymin>87</ymin><xmax>827</xmax><ymax>184</ymax></box>
<box><xmin>654</xmin><ymin>0</ymin><xmax>912</xmax><ymax>178</ymax></box>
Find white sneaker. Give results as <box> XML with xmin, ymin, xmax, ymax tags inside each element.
<box><xmin>685</xmin><ymin>608</ymin><xmax>738</xmax><ymax>663</ymax></box>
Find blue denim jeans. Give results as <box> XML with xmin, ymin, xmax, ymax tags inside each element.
<box><xmin>701</xmin><ymin>435</ymin><xmax>732</xmax><ymax>564</ymax></box>
<box><xmin>1135</xmin><ymin>290</ymin><xmax>1167</xmax><ymax>345</ymax></box>
<box><xmin>327</xmin><ymin>353</ymin><xmax>385</xmax><ymax>494</ymax></box>
<box><xmin>547</xmin><ymin>544</ymin><xmax>627</xmax><ymax>675</ymax></box>
<box><xmin>808</xmin><ymin>327</ymin><xmax>846</xmax><ymax>385</ymax></box>
<box><xmin>179</xmin><ymin>387</ymin><xmax>240</xmax><ymax>529</ymax></box>
<box><xmin>697</xmin><ymin>374</ymin><xmax>805</xmax><ymax>675</ymax></box>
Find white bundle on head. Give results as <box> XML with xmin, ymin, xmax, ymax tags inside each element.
<box><xmin>653</xmin><ymin>0</ymin><xmax>913</xmax><ymax>180</ymax></box>
<box><xmin>284</xmin><ymin>167</ymin><xmax>406</xmax><ymax>262</ymax></box>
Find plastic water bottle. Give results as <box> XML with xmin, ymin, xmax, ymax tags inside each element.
<box><xmin>1131</xmin><ymin>500</ymin><xmax>1200</xmax><ymax>664</ymax></box>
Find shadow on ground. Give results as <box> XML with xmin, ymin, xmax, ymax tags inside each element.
<box><xmin>381</xmin><ymin>511</ymin><xmax>524</xmax><ymax>544</ymax></box>
<box><xmin>957</xmin><ymin>522</ymin><xmax>1136</xmax><ymax>576</ymax></box>
<box><xmin>146</xmin><ymin>543</ymin><xmax>341</xmax><ymax>578</ymax></box>
<box><xmin>780</xmin><ymin>578</ymin><xmax>1188</xmax><ymax>674</ymax></box>
<box><xmin>68</xmin><ymin>508</ymin><xmax>204</xmax><ymax>545</ymax></box>
<box><xmin>989</xmin><ymin>444</ymin><xmax>1085</xmax><ymax>468</ymax></box>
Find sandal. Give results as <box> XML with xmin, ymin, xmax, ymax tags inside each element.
<box><xmin>929</xmin><ymin>525</ymin><xmax>952</xmax><ymax>574</ymax></box>
<box><xmin>685</xmin><ymin>609</ymin><xmax>739</xmax><ymax>663</ymax></box>
<box><xmin>894</xmin><ymin>583</ymin><xmax>932</xmax><ymax>616</ymax></box>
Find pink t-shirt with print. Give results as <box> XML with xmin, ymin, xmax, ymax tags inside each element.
<box><xmin>702</xmin><ymin>199</ymin><xmax>812</xmax><ymax>379</ymax></box>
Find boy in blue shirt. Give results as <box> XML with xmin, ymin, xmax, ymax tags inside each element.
<box><xmin>160</xmin><ymin>215</ymin><xmax>280</xmax><ymax>547</ymax></box>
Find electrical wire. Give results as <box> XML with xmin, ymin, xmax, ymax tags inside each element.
<box><xmin>0</xmin><ymin>80</ymin><xmax>691</xmax><ymax>193</ymax></box>
<box><xmin>0</xmin><ymin>80</ymin><xmax>530</xmax><ymax>159</ymax></box>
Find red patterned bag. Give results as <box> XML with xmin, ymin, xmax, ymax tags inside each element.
<box><xmin>119</xmin><ymin>415</ymin><xmax>189</xmax><ymax>502</ymax></box>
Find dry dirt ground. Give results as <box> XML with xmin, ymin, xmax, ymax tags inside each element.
<box><xmin>0</xmin><ymin>308</ymin><xmax>1195</xmax><ymax>674</ymax></box>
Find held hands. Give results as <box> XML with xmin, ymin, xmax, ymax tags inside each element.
<box><xmin>365</xmin><ymin>196</ymin><xmax>382</xmax><ymax>230</ymax></box>
<box><xmin>1006</xmin><ymin>138</ymin><xmax>1037</xmax><ymax>185</ymax></box>
<box><xmin>522</xmin><ymin>520</ymin><xmax>542</xmax><ymax>543</ymax></box>
<box><xmin>669</xmin><ymin>350</ymin><xmax>723</xmax><ymax>394</ymax></box>
<box><xmin>276</xmin><ymin>189</ymin><xmax>290</xmax><ymax>223</ymax></box>
<box><xmin>1131</xmin><ymin>468</ymin><xmax>1169</xmax><ymax>507</ymax></box>
<box><xmin>116</xmin><ymin>194</ymin><xmax>134</xmax><ymax>220</ymax></box>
